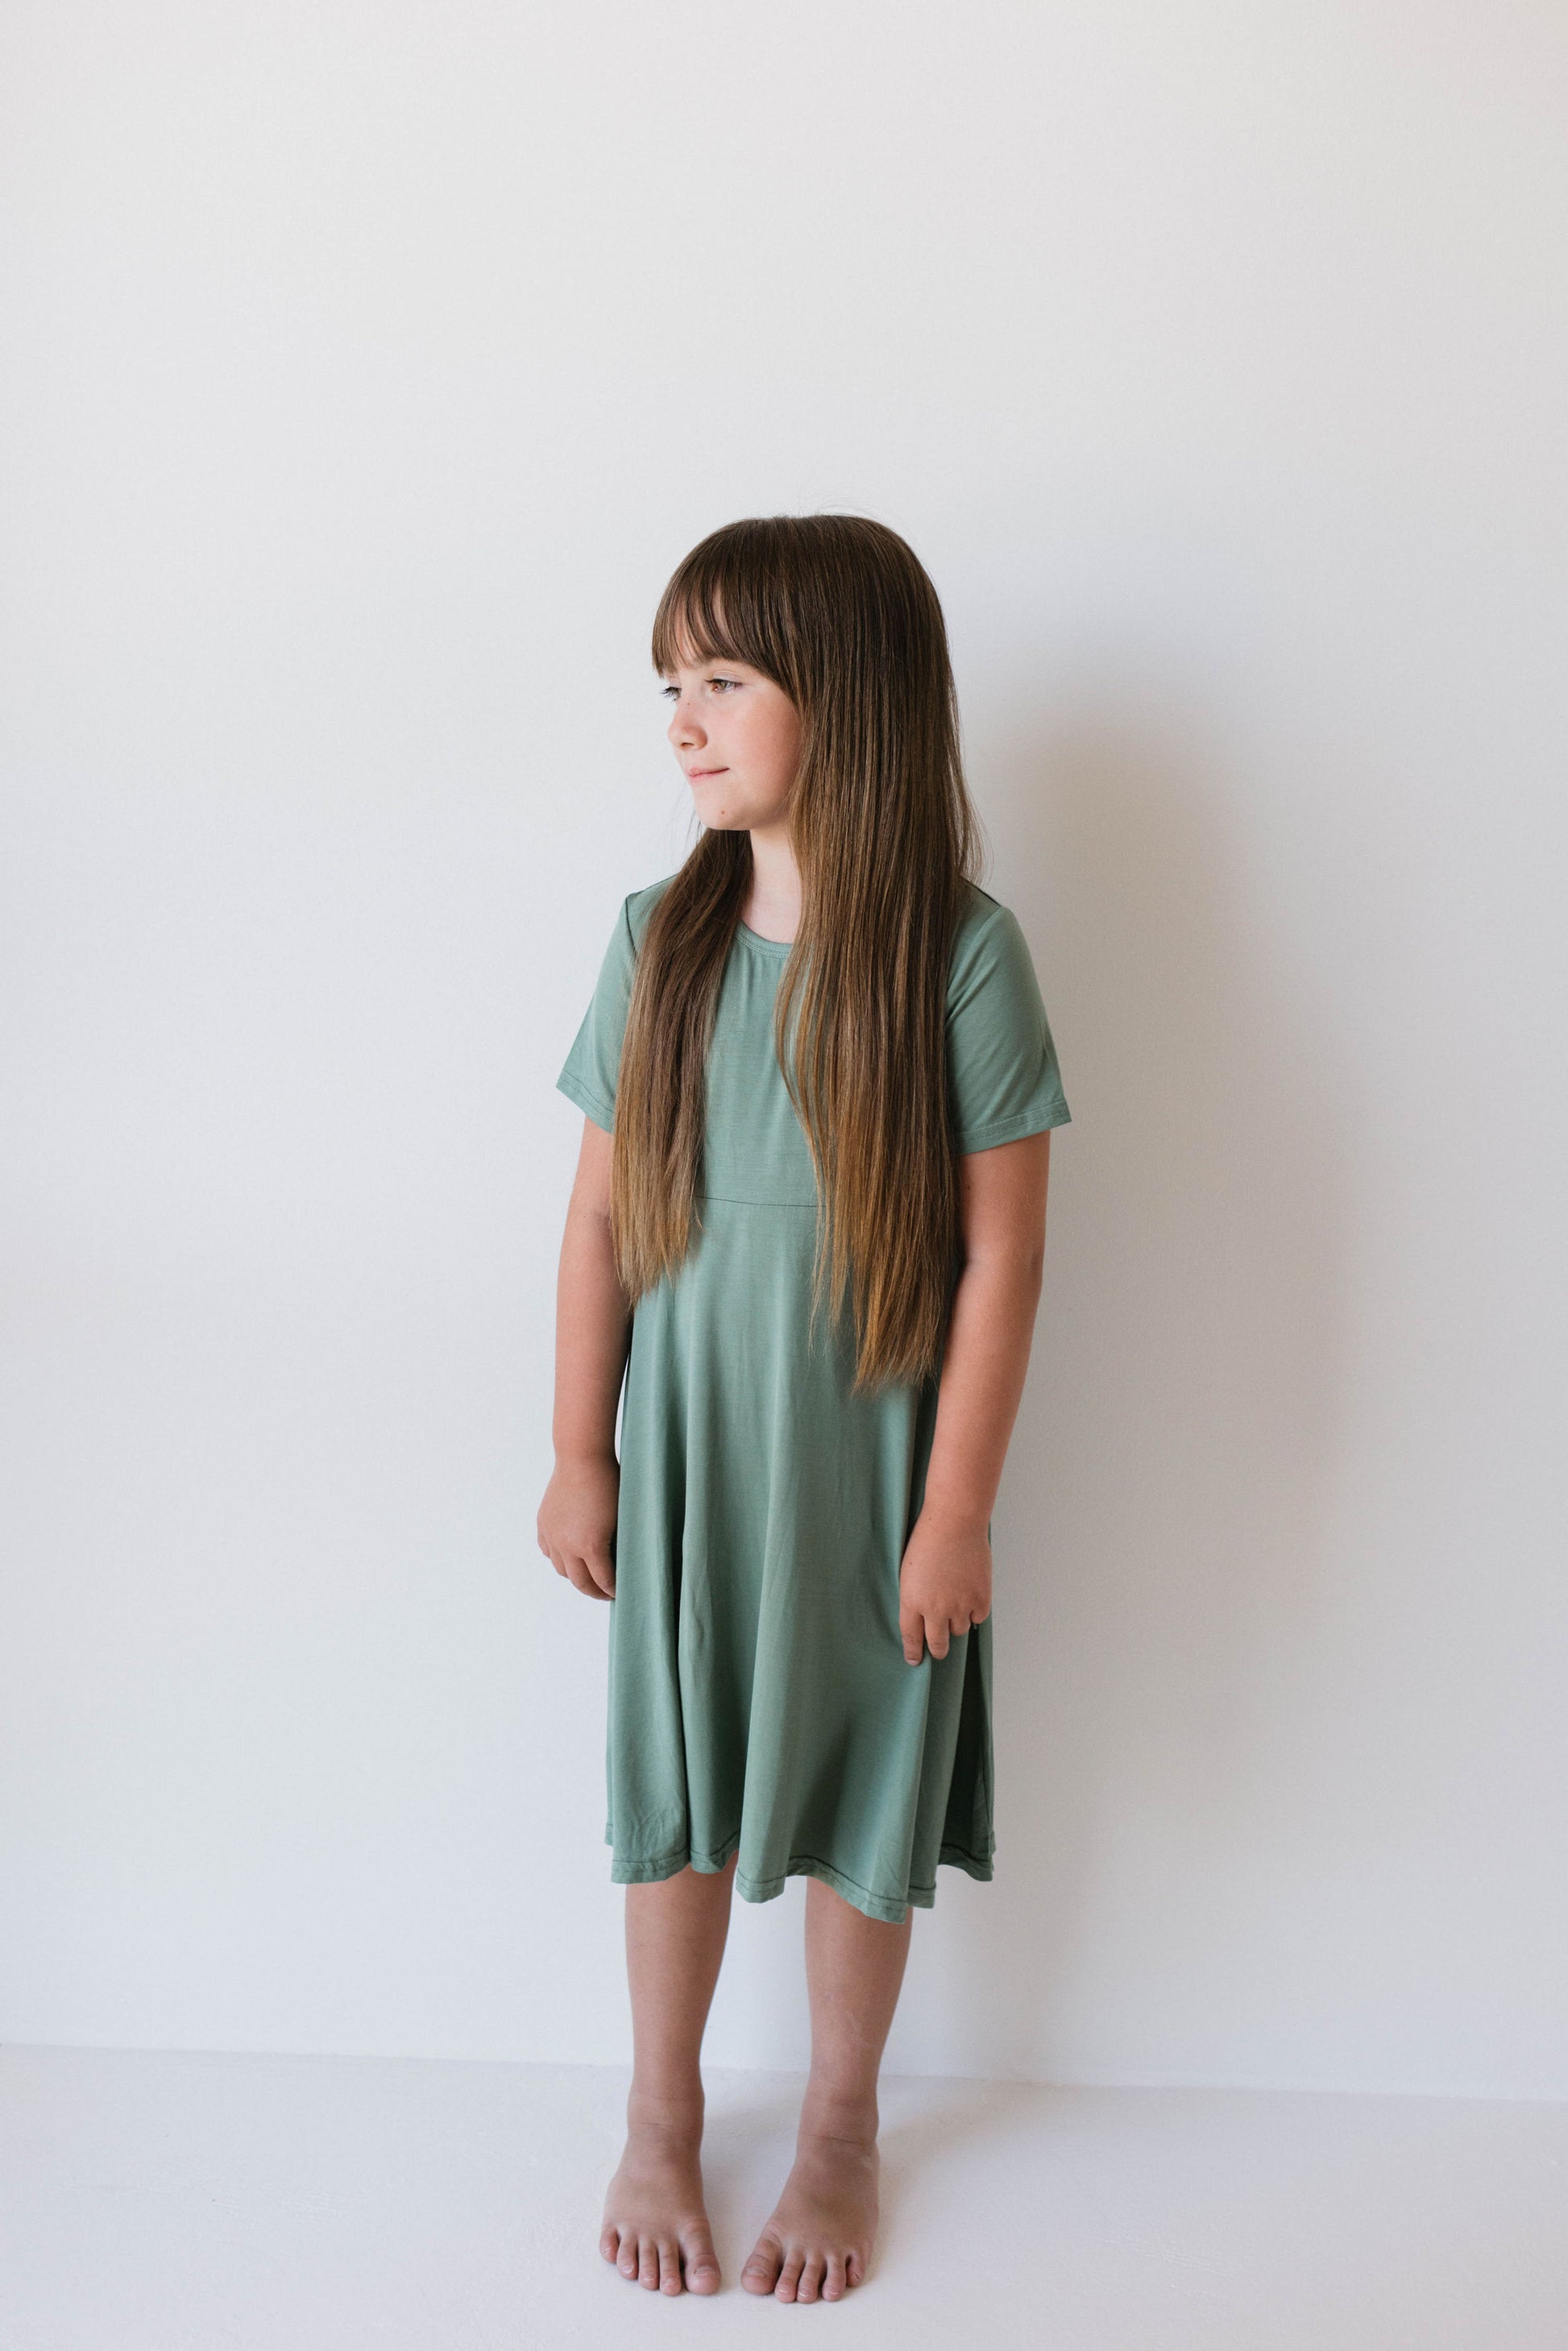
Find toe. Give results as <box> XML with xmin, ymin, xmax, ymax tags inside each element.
<box><xmin>658</xmin><ymin>2237</ymin><xmax>682</xmax><ymax>2295</ymax></box>
<box><xmin>775</xmin><ymin>2246</ymin><xmax>806</xmax><ymax>2302</ymax></box>
<box><xmin>797</xmin><ymin>2253</ymin><xmax>825</xmax><ymax>2303</ymax></box>
<box><xmin>742</xmin><ymin>2233</ymin><xmax>784</xmax><ymax>2295</ymax></box>
<box><xmin>845</xmin><ymin>2251</ymin><xmax>865</xmax><ymax>2288</ymax></box>
<box><xmin>616</xmin><ymin>2231</ymin><xmax>638</xmax><ymax>2280</ymax></box>
<box><xmin>599</xmin><ymin>2223</ymin><xmax>620</xmax><ymax>2266</ymax></box>
<box><xmin>823</xmin><ymin>2251</ymin><xmax>848</xmax><ymax>2299</ymax></box>
<box><xmin>682</xmin><ymin>2229</ymin><xmax>721</xmax><ymax>2295</ymax></box>
<box><xmin>638</xmin><ymin>2235</ymin><xmax>661</xmax><ymax>2291</ymax></box>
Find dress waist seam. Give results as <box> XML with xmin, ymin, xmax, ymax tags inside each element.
<box><xmin>698</xmin><ymin>1190</ymin><xmax>818</xmax><ymax>1210</ymax></box>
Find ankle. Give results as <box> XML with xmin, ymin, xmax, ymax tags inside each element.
<box><xmin>626</xmin><ymin>2081</ymin><xmax>706</xmax><ymax>2138</ymax></box>
<box><xmin>798</xmin><ymin>2087</ymin><xmax>879</xmax><ymax>2147</ymax></box>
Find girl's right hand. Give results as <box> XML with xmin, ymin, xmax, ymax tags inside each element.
<box><xmin>537</xmin><ymin>1453</ymin><xmax>620</xmax><ymax>1600</ymax></box>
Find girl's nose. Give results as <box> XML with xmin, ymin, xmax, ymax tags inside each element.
<box><xmin>668</xmin><ymin>699</ymin><xmax>705</xmax><ymax>749</ymax></box>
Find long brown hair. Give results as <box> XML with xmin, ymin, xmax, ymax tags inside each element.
<box><xmin>610</xmin><ymin>513</ymin><xmax>985</xmax><ymax>1394</ymax></box>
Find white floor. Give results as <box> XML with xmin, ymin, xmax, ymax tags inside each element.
<box><xmin>2</xmin><ymin>2047</ymin><xmax>1565</xmax><ymax>2349</ymax></box>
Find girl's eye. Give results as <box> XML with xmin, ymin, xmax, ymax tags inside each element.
<box><xmin>659</xmin><ymin>674</ymin><xmax>740</xmax><ymax>701</ymax></box>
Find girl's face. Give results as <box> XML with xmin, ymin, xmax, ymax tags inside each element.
<box><xmin>661</xmin><ymin>653</ymin><xmax>802</xmax><ymax>831</ymax></box>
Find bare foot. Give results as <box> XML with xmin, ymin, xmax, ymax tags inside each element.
<box><xmin>740</xmin><ymin>2117</ymin><xmax>879</xmax><ymax>2303</ymax></box>
<box><xmin>599</xmin><ymin>2099</ymin><xmax>720</xmax><ymax>2296</ymax></box>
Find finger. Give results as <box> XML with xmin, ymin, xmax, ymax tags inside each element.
<box><xmin>927</xmin><ymin>1615</ymin><xmax>951</xmax><ymax>1661</ymax></box>
<box><xmin>584</xmin><ymin>1549</ymin><xmax>616</xmax><ymax>1598</ymax></box>
<box><xmin>900</xmin><ymin>1607</ymin><xmax>924</xmax><ymax>1665</ymax></box>
<box><xmin>566</xmin><ymin>1555</ymin><xmax>611</xmax><ymax>1601</ymax></box>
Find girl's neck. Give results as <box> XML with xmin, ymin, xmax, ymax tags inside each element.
<box><xmin>743</xmin><ymin>828</ymin><xmax>801</xmax><ymax>945</ymax></box>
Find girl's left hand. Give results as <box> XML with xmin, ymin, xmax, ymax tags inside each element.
<box><xmin>898</xmin><ymin>1511</ymin><xmax>992</xmax><ymax>1664</ymax></box>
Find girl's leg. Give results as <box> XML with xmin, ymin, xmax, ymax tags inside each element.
<box><xmin>600</xmin><ymin>1851</ymin><xmax>737</xmax><ymax>2296</ymax></box>
<box><xmin>740</xmin><ymin>1876</ymin><xmax>914</xmax><ymax>2303</ymax></box>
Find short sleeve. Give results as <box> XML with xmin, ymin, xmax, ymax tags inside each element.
<box><xmin>946</xmin><ymin>902</ymin><xmax>1072</xmax><ymax>1152</ymax></box>
<box><xmin>555</xmin><ymin>894</ymin><xmax>639</xmax><ymax>1134</ymax></box>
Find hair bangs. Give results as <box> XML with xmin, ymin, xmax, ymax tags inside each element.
<box><xmin>649</xmin><ymin>523</ymin><xmax>795</xmax><ymax>692</ymax></box>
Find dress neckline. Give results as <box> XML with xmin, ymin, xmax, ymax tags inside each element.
<box><xmin>736</xmin><ymin>920</ymin><xmax>795</xmax><ymax>956</ymax></box>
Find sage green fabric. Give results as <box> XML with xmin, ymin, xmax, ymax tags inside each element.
<box><xmin>555</xmin><ymin>875</ymin><xmax>1071</xmax><ymax>1924</ymax></box>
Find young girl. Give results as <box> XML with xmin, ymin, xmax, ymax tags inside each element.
<box><xmin>538</xmin><ymin>514</ymin><xmax>1071</xmax><ymax>2303</ymax></box>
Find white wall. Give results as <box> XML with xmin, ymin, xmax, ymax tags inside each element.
<box><xmin>2</xmin><ymin>0</ymin><xmax>1565</xmax><ymax>2094</ymax></box>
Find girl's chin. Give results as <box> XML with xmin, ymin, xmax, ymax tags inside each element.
<box><xmin>693</xmin><ymin>796</ymin><xmax>782</xmax><ymax>832</ymax></box>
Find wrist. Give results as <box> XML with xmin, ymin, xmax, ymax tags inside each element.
<box><xmin>915</xmin><ymin>1492</ymin><xmax>992</xmax><ymax>1539</ymax></box>
<box><xmin>553</xmin><ymin>1440</ymin><xmax>620</xmax><ymax>1472</ymax></box>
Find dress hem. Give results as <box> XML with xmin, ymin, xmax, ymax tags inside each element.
<box><xmin>604</xmin><ymin>1827</ymin><xmax>995</xmax><ymax>1926</ymax></box>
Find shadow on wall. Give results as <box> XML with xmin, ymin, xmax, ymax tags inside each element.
<box><xmin>919</xmin><ymin>697</ymin><xmax>1356</xmax><ymax>2079</ymax></box>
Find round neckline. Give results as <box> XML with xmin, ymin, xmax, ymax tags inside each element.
<box><xmin>736</xmin><ymin>919</ymin><xmax>795</xmax><ymax>956</ymax></box>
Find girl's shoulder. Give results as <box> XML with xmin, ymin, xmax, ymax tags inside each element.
<box><xmin>947</xmin><ymin>880</ymin><xmax>1035</xmax><ymax>996</ymax></box>
<box><xmin>622</xmin><ymin>873</ymin><xmax>681</xmax><ymax>951</ymax></box>
<box><xmin>952</xmin><ymin>877</ymin><xmax>1007</xmax><ymax>946</ymax></box>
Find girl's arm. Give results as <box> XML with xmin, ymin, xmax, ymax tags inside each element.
<box><xmin>899</xmin><ymin>1130</ymin><xmax>1052</xmax><ymax>1663</ymax></box>
<box><xmin>537</xmin><ymin>1117</ymin><xmax>631</xmax><ymax>1600</ymax></box>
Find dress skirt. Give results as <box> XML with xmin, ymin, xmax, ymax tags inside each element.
<box><xmin>608</xmin><ymin>1192</ymin><xmax>993</xmax><ymax>1924</ymax></box>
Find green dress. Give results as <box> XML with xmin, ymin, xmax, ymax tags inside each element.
<box><xmin>556</xmin><ymin>876</ymin><xmax>1071</xmax><ymax>1925</ymax></box>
